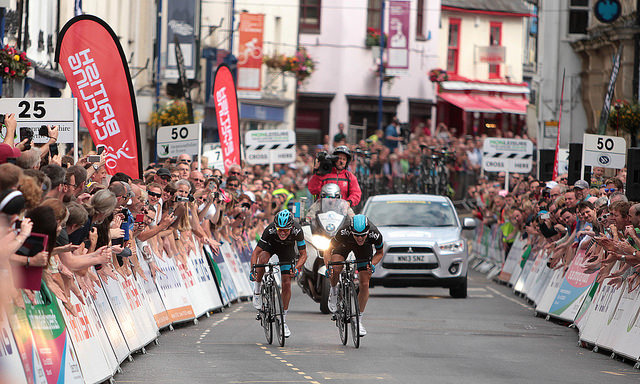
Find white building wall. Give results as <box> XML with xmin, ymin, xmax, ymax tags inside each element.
<box><xmin>438</xmin><ymin>11</ymin><xmax>525</xmax><ymax>83</ymax></box>
<box><xmin>299</xmin><ymin>0</ymin><xmax>440</xmax><ymax>139</ymax></box>
<box><xmin>536</xmin><ymin>0</ymin><xmax>587</xmax><ymax>149</ymax></box>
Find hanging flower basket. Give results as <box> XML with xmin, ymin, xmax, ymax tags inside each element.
<box><xmin>263</xmin><ymin>48</ymin><xmax>315</xmax><ymax>84</ymax></box>
<box><xmin>608</xmin><ymin>99</ymin><xmax>640</xmax><ymax>145</ymax></box>
<box><xmin>428</xmin><ymin>68</ymin><xmax>448</xmax><ymax>83</ymax></box>
<box><xmin>149</xmin><ymin>100</ymin><xmax>190</xmax><ymax>129</ymax></box>
<box><xmin>0</xmin><ymin>45</ymin><xmax>31</xmax><ymax>79</ymax></box>
<box><xmin>365</xmin><ymin>28</ymin><xmax>388</xmax><ymax>48</ymax></box>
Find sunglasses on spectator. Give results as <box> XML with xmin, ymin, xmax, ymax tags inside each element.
<box><xmin>604</xmin><ymin>188</ymin><xmax>617</xmax><ymax>193</ymax></box>
<box><xmin>229</xmin><ymin>171</ymin><xmax>241</xmax><ymax>176</ymax></box>
<box><xmin>148</xmin><ymin>191</ymin><xmax>162</xmax><ymax>198</ymax></box>
<box><xmin>560</xmin><ymin>177</ymin><xmax>567</xmax><ymax>181</ymax></box>
<box><xmin>160</xmin><ymin>175</ymin><xmax>171</xmax><ymax>181</ymax></box>
<box><xmin>180</xmin><ymin>159</ymin><xmax>192</xmax><ymax>163</ymax></box>
<box><xmin>227</xmin><ymin>183</ymin><xmax>239</xmax><ymax>188</ymax></box>
<box><xmin>597</xmin><ymin>213</ymin><xmax>611</xmax><ymax>222</ymax></box>
<box><xmin>193</xmin><ymin>178</ymin><xmax>205</xmax><ymax>183</ymax></box>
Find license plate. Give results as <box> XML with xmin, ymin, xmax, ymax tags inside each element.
<box><xmin>394</xmin><ymin>255</ymin><xmax>427</xmax><ymax>263</ymax></box>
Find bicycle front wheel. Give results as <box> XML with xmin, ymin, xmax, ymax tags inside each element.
<box><xmin>273</xmin><ymin>285</ymin><xmax>285</xmax><ymax>347</ymax></box>
<box><xmin>261</xmin><ymin>285</ymin><xmax>273</xmax><ymax>344</ymax></box>
<box><xmin>349</xmin><ymin>280</ymin><xmax>361</xmax><ymax>348</ymax></box>
<box><xmin>337</xmin><ymin>282</ymin><xmax>348</xmax><ymax>345</ymax></box>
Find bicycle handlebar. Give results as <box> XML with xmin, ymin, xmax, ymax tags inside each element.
<box><xmin>252</xmin><ymin>261</ymin><xmax>295</xmax><ymax>269</ymax></box>
<box><xmin>328</xmin><ymin>259</ymin><xmax>371</xmax><ymax>266</ymax></box>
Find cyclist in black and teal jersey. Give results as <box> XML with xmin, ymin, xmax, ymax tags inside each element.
<box><xmin>250</xmin><ymin>209</ymin><xmax>307</xmax><ymax>338</ymax></box>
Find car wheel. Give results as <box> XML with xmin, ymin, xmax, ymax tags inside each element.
<box><xmin>449</xmin><ymin>278</ymin><xmax>467</xmax><ymax>299</ymax></box>
<box><xmin>319</xmin><ymin>275</ymin><xmax>331</xmax><ymax>314</ymax></box>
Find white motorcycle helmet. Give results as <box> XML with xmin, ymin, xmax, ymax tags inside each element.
<box><xmin>320</xmin><ymin>183</ymin><xmax>341</xmax><ymax>199</ymax></box>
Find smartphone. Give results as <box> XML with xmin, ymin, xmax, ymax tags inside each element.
<box><xmin>96</xmin><ymin>146</ymin><xmax>105</xmax><ymax>155</ymax></box>
<box><xmin>135</xmin><ymin>213</ymin><xmax>145</xmax><ymax>223</ymax></box>
<box><xmin>88</xmin><ymin>155</ymin><xmax>101</xmax><ymax>163</ymax></box>
<box><xmin>38</xmin><ymin>125</ymin><xmax>49</xmax><ymax>137</ymax></box>
<box><xmin>0</xmin><ymin>114</ymin><xmax>5</xmax><ymax>125</ymax></box>
<box><xmin>540</xmin><ymin>213</ymin><xmax>550</xmax><ymax>220</ymax></box>
<box><xmin>19</xmin><ymin>127</ymin><xmax>33</xmax><ymax>142</ymax></box>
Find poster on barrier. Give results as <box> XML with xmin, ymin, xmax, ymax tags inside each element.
<box><xmin>596</xmin><ymin>280</ymin><xmax>637</xmax><ymax>351</ymax></box>
<box><xmin>8</xmin><ymin>307</ymin><xmax>47</xmax><ymax>384</ymax></box>
<box><xmin>579</xmin><ymin>279</ymin><xmax>622</xmax><ymax>345</ymax></box>
<box><xmin>1</xmin><ymin>311</ymin><xmax>29</xmax><ymax>384</ymax></box>
<box><xmin>574</xmin><ymin>282</ymin><xmax>599</xmax><ymax>331</ymax></box>
<box><xmin>21</xmin><ymin>285</ymin><xmax>84</xmax><ymax>383</ymax></box>
<box><xmin>203</xmin><ymin>244</ymin><xmax>234</xmax><ymax>305</ymax></box>
<box><xmin>508</xmin><ymin>243</ymin><xmax>529</xmax><ymax>288</ymax></box>
<box><xmin>525</xmin><ymin>251</ymin><xmax>553</xmax><ymax>304</ymax></box>
<box><xmin>92</xmin><ymin>280</ymin><xmax>130</xmax><ymax>363</ymax></box>
<box><xmin>120</xmin><ymin>273</ymin><xmax>159</xmax><ymax>346</ymax></box>
<box><xmin>548</xmin><ymin>238</ymin><xmax>598</xmax><ymax>321</ymax></box>
<box><xmin>134</xmin><ymin>242</ymin><xmax>171</xmax><ymax>328</ymax></box>
<box><xmin>220</xmin><ymin>242</ymin><xmax>253</xmax><ymax>298</ymax></box>
<box><xmin>154</xmin><ymin>253</ymin><xmax>196</xmax><ymax>323</ymax></box>
<box><xmin>497</xmin><ymin>236</ymin><xmax>525</xmax><ymax>283</ymax></box>
<box><xmin>57</xmin><ymin>291</ymin><xmax>116</xmax><ymax>384</ymax></box>
<box><xmin>522</xmin><ymin>250</ymin><xmax>544</xmax><ymax>297</ymax></box>
<box><xmin>176</xmin><ymin>252</ymin><xmax>208</xmax><ymax>317</ymax></box>
<box><xmin>535</xmin><ymin>268</ymin><xmax>565</xmax><ymax>315</ymax></box>
<box><xmin>613</xmin><ymin>288</ymin><xmax>640</xmax><ymax>360</ymax></box>
<box><xmin>188</xmin><ymin>240</ymin><xmax>224</xmax><ymax>312</ymax></box>
<box><xmin>513</xmin><ymin>255</ymin><xmax>534</xmax><ymax>295</ymax></box>
<box><xmin>83</xmin><ymin>293</ymin><xmax>120</xmax><ymax>376</ymax></box>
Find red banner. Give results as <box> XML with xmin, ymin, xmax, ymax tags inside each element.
<box><xmin>56</xmin><ymin>15</ymin><xmax>142</xmax><ymax>178</ymax></box>
<box><xmin>213</xmin><ymin>65</ymin><xmax>241</xmax><ymax>173</ymax></box>
<box><xmin>237</xmin><ymin>13</ymin><xmax>264</xmax><ymax>94</ymax></box>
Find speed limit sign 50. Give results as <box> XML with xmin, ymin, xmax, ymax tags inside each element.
<box><xmin>582</xmin><ymin>133</ymin><xmax>626</xmax><ymax>169</ymax></box>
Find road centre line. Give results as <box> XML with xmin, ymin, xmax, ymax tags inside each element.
<box><xmin>486</xmin><ymin>286</ymin><xmax>531</xmax><ymax>309</ymax></box>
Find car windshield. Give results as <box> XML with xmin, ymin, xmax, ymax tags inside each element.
<box><xmin>365</xmin><ymin>200</ymin><xmax>457</xmax><ymax>227</ymax></box>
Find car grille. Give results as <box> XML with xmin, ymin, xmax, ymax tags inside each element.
<box><xmin>383</xmin><ymin>246</ymin><xmax>438</xmax><ymax>270</ymax></box>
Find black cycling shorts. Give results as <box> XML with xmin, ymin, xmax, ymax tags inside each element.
<box><xmin>258</xmin><ymin>242</ymin><xmax>297</xmax><ymax>274</ymax></box>
<box><xmin>332</xmin><ymin>245</ymin><xmax>371</xmax><ymax>272</ymax></box>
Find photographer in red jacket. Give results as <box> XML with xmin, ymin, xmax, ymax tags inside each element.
<box><xmin>308</xmin><ymin>146</ymin><xmax>361</xmax><ymax>207</ymax></box>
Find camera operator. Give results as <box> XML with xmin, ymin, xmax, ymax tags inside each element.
<box><xmin>308</xmin><ymin>145</ymin><xmax>361</xmax><ymax>207</ymax></box>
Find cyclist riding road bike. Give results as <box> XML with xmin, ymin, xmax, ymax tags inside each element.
<box><xmin>325</xmin><ymin>214</ymin><xmax>384</xmax><ymax>336</ymax></box>
<box><xmin>251</xmin><ymin>210</ymin><xmax>307</xmax><ymax>338</ymax></box>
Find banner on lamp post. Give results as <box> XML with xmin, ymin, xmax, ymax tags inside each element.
<box><xmin>213</xmin><ymin>64</ymin><xmax>241</xmax><ymax>173</ymax></box>
<box><xmin>386</xmin><ymin>0</ymin><xmax>410</xmax><ymax>76</ymax></box>
<box><xmin>164</xmin><ymin>0</ymin><xmax>198</xmax><ymax>80</ymax></box>
<box><xmin>56</xmin><ymin>15</ymin><xmax>143</xmax><ymax>179</ymax></box>
<box><xmin>237</xmin><ymin>13</ymin><xmax>264</xmax><ymax>98</ymax></box>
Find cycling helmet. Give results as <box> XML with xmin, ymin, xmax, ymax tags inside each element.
<box><xmin>275</xmin><ymin>209</ymin><xmax>294</xmax><ymax>229</ymax></box>
<box><xmin>333</xmin><ymin>145</ymin><xmax>352</xmax><ymax>163</ymax></box>
<box><xmin>350</xmin><ymin>214</ymin><xmax>370</xmax><ymax>235</ymax></box>
<box><xmin>320</xmin><ymin>183</ymin><xmax>341</xmax><ymax>199</ymax></box>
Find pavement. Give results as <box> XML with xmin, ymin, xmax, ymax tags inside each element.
<box><xmin>115</xmin><ymin>271</ymin><xmax>640</xmax><ymax>384</ymax></box>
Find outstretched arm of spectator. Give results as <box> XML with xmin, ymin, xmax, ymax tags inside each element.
<box><xmin>38</xmin><ymin>125</ymin><xmax>59</xmax><ymax>159</ymax></box>
<box><xmin>3</xmin><ymin>114</ymin><xmax>16</xmax><ymax>146</ymax></box>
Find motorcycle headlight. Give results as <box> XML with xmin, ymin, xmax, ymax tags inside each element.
<box><xmin>439</xmin><ymin>239</ymin><xmax>464</xmax><ymax>254</ymax></box>
<box><xmin>311</xmin><ymin>235</ymin><xmax>331</xmax><ymax>251</ymax></box>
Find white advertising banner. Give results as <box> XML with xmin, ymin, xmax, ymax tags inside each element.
<box><xmin>535</xmin><ymin>268</ymin><xmax>565</xmax><ymax>315</ymax></box>
<box><xmin>0</xmin><ymin>311</ymin><xmax>28</xmax><ymax>384</ymax></box>
<box><xmin>92</xmin><ymin>282</ymin><xmax>130</xmax><ymax>363</ymax></box>
<box><xmin>579</xmin><ymin>281</ymin><xmax>623</xmax><ymax>345</ymax></box>
<box><xmin>154</xmin><ymin>253</ymin><xmax>196</xmax><ymax>323</ymax></box>
<box><xmin>204</xmin><ymin>244</ymin><xmax>237</xmax><ymax>303</ymax></box>
<box><xmin>134</xmin><ymin>242</ymin><xmax>171</xmax><ymax>328</ymax></box>
<box><xmin>220</xmin><ymin>242</ymin><xmax>253</xmax><ymax>298</ymax></box>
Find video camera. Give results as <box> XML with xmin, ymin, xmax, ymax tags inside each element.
<box><xmin>399</xmin><ymin>123</ymin><xmax>411</xmax><ymax>144</ymax></box>
<box><xmin>315</xmin><ymin>151</ymin><xmax>337</xmax><ymax>176</ymax></box>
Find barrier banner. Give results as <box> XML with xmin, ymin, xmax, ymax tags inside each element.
<box><xmin>92</xmin><ymin>281</ymin><xmax>130</xmax><ymax>363</ymax></box>
<box><xmin>56</xmin><ymin>15</ymin><xmax>143</xmax><ymax>178</ymax></box>
<box><xmin>213</xmin><ymin>65</ymin><xmax>241</xmax><ymax>172</ymax></box>
<box><xmin>526</xmin><ymin>251</ymin><xmax>553</xmax><ymax>304</ymax></box>
<box><xmin>579</xmin><ymin>278</ymin><xmax>622</xmax><ymax>345</ymax></box>
<box><xmin>1</xmin><ymin>311</ymin><xmax>29</xmax><ymax>384</ymax></box>
<box><xmin>521</xmin><ymin>250</ymin><xmax>543</xmax><ymax>297</ymax></box>
<box><xmin>513</xmin><ymin>256</ymin><xmax>534</xmax><ymax>295</ymax></box>
<box><xmin>83</xmin><ymin>294</ymin><xmax>120</xmax><ymax>376</ymax></box>
<box><xmin>154</xmin><ymin>253</ymin><xmax>196</xmax><ymax>323</ymax></box>
<box><xmin>57</xmin><ymin>291</ymin><xmax>115</xmax><ymax>384</ymax></box>
<box><xmin>611</xmin><ymin>286</ymin><xmax>640</xmax><ymax>359</ymax></box>
<box><xmin>21</xmin><ymin>285</ymin><xmax>84</xmax><ymax>383</ymax></box>
<box><xmin>120</xmin><ymin>274</ymin><xmax>159</xmax><ymax>345</ymax></box>
<box><xmin>133</xmin><ymin>242</ymin><xmax>171</xmax><ymax>328</ymax></box>
<box><xmin>574</xmin><ymin>283</ymin><xmax>599</xmax><ymax>331</ymax></box>
<box><xmin>220</xmin><ymin>242</ymin><xmax>253</xmax><ymax>298</ymax></box>
<box><xmin>8</xmin><ymin>308</ymin><xmax>47</xmax><ymax>384</ymax></box>
<box><xmin>497</xmin><ymin>236</ymin><xmax>524</xmax><ymax>283</ymax></box>
<box><xmin>187</xmin><ymin>240</ymin><xmax>224</xmax><ymax>312</ymax></box>
<box><xmin>548</xmin><ymin>238</ymin><xmax>598</xmax><ymax>321</ymax></box>
<box><xmin>203</xmin><ymin>244</ymin><xmax>235</xmax><ymax>304</ymax></box>
<box><xmin>535</xmin><ymin>268</ymin><xmax>565</xmax><ymax>315</ymax></box>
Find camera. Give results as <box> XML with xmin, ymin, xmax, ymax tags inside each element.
<box><xmin>315</xmin><ymin>151</ymin><xmax>337</xmax><ymax>176</ymax></box>
<box><xmin>38</xmin><ymin>125</ymin><xmax>49</xmax><ymax>138</ymax></box>
<box><xmin>0</xmin><ymin>114</ymin><xmax>5</xmax><ymax>125</ymax></box>
<box><xmin>19</xmin><ymin>128</ymin><xmax>33</xmax><ymax>150</ymax></box>
<box><xmin>175</xmin><ymin>195</ymin><xmax>194</xmax><ymax>203</ymax></box>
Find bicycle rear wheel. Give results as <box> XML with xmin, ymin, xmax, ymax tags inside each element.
<box><xmin>336</xmin><ymin>282</ymin><xmax>348</xmax><ymax>345</ymax></box>
<box><xmin>261</xmin><ymin>285</ymin><xmax>273</xmax><ymax>344</ymax></box>
<box><xmin>349</xmin><ymin>281</ymin><xmax>361</xmax><ymax>348</ymax></box>
<box><xmin>273</xmin><ymin>285</ymin><xmax>285</xmax><ymax>347</ymax></box>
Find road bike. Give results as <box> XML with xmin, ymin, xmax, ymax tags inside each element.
<box><xmin>328</xmin><ymin>259</ymin><xmax>369</xmax><ymax>348</ymax></box>
<box><xmin>253</xmin><ymin>261</ymin><xmax>292</xmax><ymax>347</ymax></box>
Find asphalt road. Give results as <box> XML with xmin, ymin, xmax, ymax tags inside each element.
<box><xmin>116</xmin><ymin>272</ymin><xmax>640</xmax><ymax>384</ymax></box>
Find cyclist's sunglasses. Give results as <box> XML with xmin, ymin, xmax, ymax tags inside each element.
<box><xmin>353</xmin><ymin>232</ymin><xmax>368</xmax><ymax>238</ymax></box>
<box><xmin>276</xmin><ymin>227</ymin><xmax>291</xmax><ymax>233</ymax></box>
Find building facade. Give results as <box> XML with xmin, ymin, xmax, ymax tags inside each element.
<box><xmin>297</xmin><ymin>0</ymin><xmax>440</xmax><ymax>145</ymax></box>
<box><xmin>436</xmin><ymin>0</ymin><xmax>531</xmax><ymax>137</ymax></box>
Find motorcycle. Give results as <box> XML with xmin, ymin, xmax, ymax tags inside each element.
<box><xmin>298</xmin><ymin>197</ymin><xmax>350</xmax><ymax>313</ymax></box>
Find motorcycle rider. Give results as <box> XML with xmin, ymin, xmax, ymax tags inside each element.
<box><xmin>250</xmin><ymin>209</ymin><xmax>307</xmax><ymax>338</ymax></box>
<box><xmin>326</xmin><ymin>214</ymin><xmax>384</xmax><ymax>336</ymax></box>
<box><xmin>306</xmin><ymin>183</ymin><xmax>355</xmax><ymax>222</ymax></box>
<box><xmin>308</xmin><ymin>146</ymin><xmax>361</xmax><ymax>208</ymax></box>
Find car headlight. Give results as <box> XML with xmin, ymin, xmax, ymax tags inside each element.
<box><xmin>439</xmin><ymin>239</ymin><xmax>464</xmax><ymax>254</ymax></box>
<box><xmin>311</xmin><ymin>235</ymin><xmax>331</xmax><ymax>251</ymax></box>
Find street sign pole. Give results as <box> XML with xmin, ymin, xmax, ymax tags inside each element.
<box><xmin>198</xmin><ymin>122</ymin><xmax>202</xmax><ymax>171</ymax></box>
<box><xmin>73</xmin><ymin>98</ymin><xmax>78</xmax><ymax>163</ymax></box>
<box><xmin>505</xmin><ymin>170</ymin><xmax>509</xmax><ymax>192</ymax></box>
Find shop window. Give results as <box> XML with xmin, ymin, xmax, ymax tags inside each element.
<box><xmin>300</xmin><ymin>0</ymin><xmax>321</xmax><ymax>33</ymax></box>
<box><xmin>569</xmin><ymin>0</ymin><xmax>589</xmax><ymax>35</ymax></box>
<box><xmin>446</xmin><ymin>18</ymin><xmax>460</xmax><ymax>73</ymax></box>
<box><xmin>489</xmin><ymin>22</ymin><xmax>501</xmax><ymax>79</ymax></box>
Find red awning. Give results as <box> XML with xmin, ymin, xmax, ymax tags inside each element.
<box><xmin>474</xmin><ymin>95</ymin><xmax>528</xmax><ymax>115</ymax></box>
<box><xmin>438</xmin><ymin>93</ymin><xmax>500</xmax><ymax>113</ymax></box>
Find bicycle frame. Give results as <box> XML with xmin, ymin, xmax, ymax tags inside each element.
<box><xmin>253</xmin><ymin>261</ymin><xmax>293</xmax><ymax>347</ymax></box>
